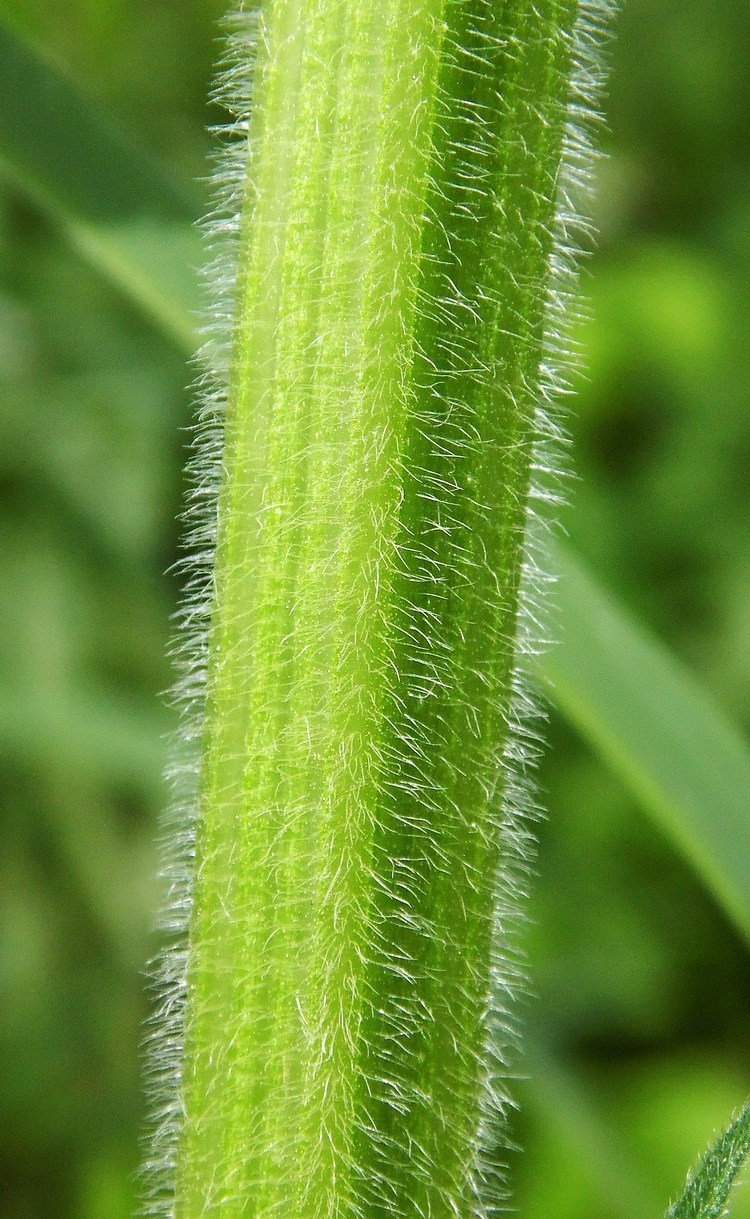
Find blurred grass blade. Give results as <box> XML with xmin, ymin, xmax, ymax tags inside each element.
<box><xmin>0</xmin><ymin>16</ymin><xmax>201</xmax><ymax>348</ymax></box>
<box><xmin>665</xmin><ymin>1101</ymin><xmax>750</xmax><ymax>1219</ymax></box>
<box><xmin>541</xmin><ymin>549</ymin><xmax>750</xmax><ymax>945</ymax></box>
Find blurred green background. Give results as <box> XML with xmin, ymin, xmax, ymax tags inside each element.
<box><xmin>0</xmin><ymin>1</ymin><xmax>749</xmax><ymax>1217</ymax></box>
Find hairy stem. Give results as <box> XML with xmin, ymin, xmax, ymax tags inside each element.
<box><xmin>155</xmin><ymin>2</ymin><xmax>609</xmax><ymax>1216</ymax></box>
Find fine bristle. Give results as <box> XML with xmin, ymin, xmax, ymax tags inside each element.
<box><xmin>138</xmin><ymin>8</ymin><xmax>260</xmax><ymax>1215</ymax></box>
<box><xmin>472</xmin><ymin>2</ymin><xmax>616</xmax><ymax>1208</ymax></box>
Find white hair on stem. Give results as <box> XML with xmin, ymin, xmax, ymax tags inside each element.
<box><xmin>139</xmin><ymin>8</ymin><xmax>260</xmax><ymax>1214</ymax></box>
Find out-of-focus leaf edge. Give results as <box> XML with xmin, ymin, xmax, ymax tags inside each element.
<box><xmin>542</xmin><ymin>549</ymin><xmax>750</xmax><ymax>946</ymax></box>
<box><xmin>0</xmin><ymin>14</ymin><xmax>201</xmax><ymax>349</ymax></box>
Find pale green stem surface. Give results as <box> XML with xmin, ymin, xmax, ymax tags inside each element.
<box><xmin>176</xmin><ymin>2</ymin><xmax>581</xmax><ymax>1216</ymax></box>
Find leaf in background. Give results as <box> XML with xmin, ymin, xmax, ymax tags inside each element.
<box><xmin>541</xmin><ymin>549</ymin><xmax>750</xmax><ymax>946</ymax></box>
<box><xmin>664</xmin><ymin>1101</ymin><xmax>750</xmax><ymax>1219</ymax></box>
<box><xmin>0</xmin><ymin>15</ymin><xmax>201</xmax><ymax>349</ymax></box>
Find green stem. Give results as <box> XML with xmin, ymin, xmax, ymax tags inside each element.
<box><xmin>665</xmin><ymin>1101</ymin><xmax>750</xmax><ymax>1219</ymax></box>
<box><xmin>161</xmin><ymin>2</ymin><xmax>608</xmax><ymax>1216</ymax></box>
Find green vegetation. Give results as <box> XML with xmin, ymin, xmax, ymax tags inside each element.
<box><xmin>666</xmin><ymin>1102</ymin><xmax>750</xmax><ymax>1219</ymax></box>
<box><xmin>0</xmin><ymin>2</ymin><xmax>749</xmax><ymax>1218</ymax></box>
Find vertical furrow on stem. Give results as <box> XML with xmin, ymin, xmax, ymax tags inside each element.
<box><xmin>175</xmin><ymin>2</ymin><xmax>448</xmax><ymax>1216</ymax></box>
<box><xmin>346</xmin><ymin>2</ymin><xmax>587</xmax><ymax>1219</ymax></box>
<box><xmin>351</xmin><ymin>3</ymin><xmax>581</xmax><ymax>1215</ymax></box>
<box><xmin>178</xmin><ymin>2</ymin><xmax>333</xmax><ymax>1207</ymax></box>
<box><xmin>285</xmin><ymin>8</ymin><xmax>447</xmax><ymax>1215</ymax></box>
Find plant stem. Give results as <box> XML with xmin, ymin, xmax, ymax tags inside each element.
<box><xmin>159</xmin><ymin>2</ymin><xmax>607</xmax><ymax>1216</ymax></box>
<box><xmin>665</xmin><ymin>1101</ymin><xmax>750</xmax><ymax>1219</ymax></box>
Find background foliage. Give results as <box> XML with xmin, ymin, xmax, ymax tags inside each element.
<box><xmin>0</xmin><ymin>1</ymin><xmax>749</xmax><ymax>1217</ymax></box>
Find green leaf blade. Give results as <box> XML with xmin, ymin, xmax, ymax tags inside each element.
<box><xmin>0</xmin><ymin>16</ymin><xmax>202</xmax><ymax>347</ymax></box>
<box><xmin>541</xmin><ymin>548</ymin><xmax>750</xmax><ymax>944</ymax></box>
